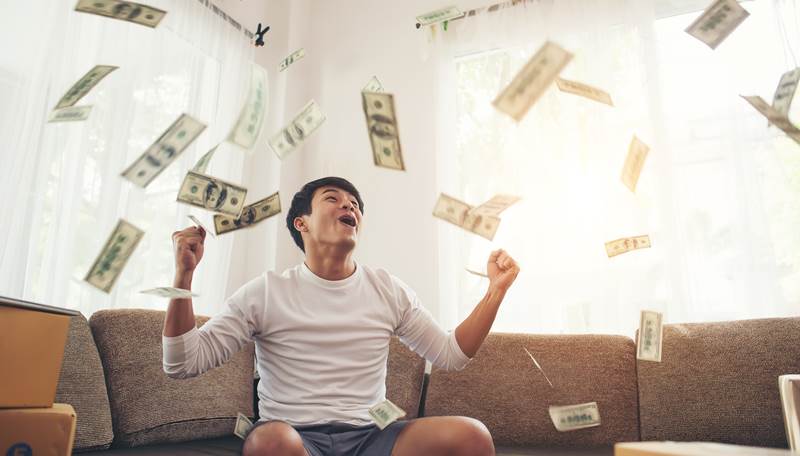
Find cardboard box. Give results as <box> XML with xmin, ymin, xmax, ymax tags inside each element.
<box><xmin>0</xmin><ymin>403</ymin><xmax>77</xmax><ymax>456</ymax></box>
<box><xmin>615</xmin><ymin>441</ymin><xmax>795</xmax><ymax>456</ymax></box>
<box><xmin>0</xmin><ymin>296</ymin><xmax>79</xmax><ymax>408</ymax></box>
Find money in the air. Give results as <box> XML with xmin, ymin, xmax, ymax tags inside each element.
<box><xmin>555</xmin><ymin>77</ymin><xmax>613</xmax><ymax>106</ymax></box>
<box><xmin>140</xmin><ymin>287</ymin><xmax>197</xmax><ymax>299</ymax></box>
<box><xmin>685</xmin><ymin>0</ymin><xmax>749</xmax><ymax>49</ymax></box>
<box><xmin>548</xmin><ymin>402</ymin><xmax>601</xmax><ymax>432</ymax></box>
<box><xmin>187</xmin><ymin>215</ymin><xmax>215</xmax><ymax>238</ymax></box>
<box><xmin>741</xmin><ymin>95</ymin><xmax>800</xmax><ymax>146</ymax></box>
<box><xmin>279</xmin><ymin>48</ymin><xmax>305</xmax><ymax>72</ymax></box>
<box><xmin>214</xmin><ymin>192</ymin><xmax>281</xmax><ymax>235</ymax></box>
<box><xmin>362</xmin><ymin>76</ymin><xmax>384</xmax><ymax>93</ymax></box>
<box><xmin>362</xmin><ymin>92</ymin><xmax>405</xmax><ymax>171</ymax></box>
<box><xmin>228</xmin><ymin>64</ymin><xmax>268</xmax><ymax>150</ymax></box>
<box><xmin>416</xmin><ymin>5</ymin><xmax>464</xmax><ymax>27</ymax></box>
<box><xmin>620</xmin><ymin>136</ymin><xmax>649</xmax><ymax>193</ymax></box>
<box><xmin>177</xmin><ymin>171</ymin><xmax>247</xmax><ymax>217</ymax></box>
<box><xmin>48</xmin><ymin>106</ymin><xmax>93</xmax><ymax>123</ymax></box>
<box><xmin>75</xmin><ymin>0</ymin><xmax>166</xmax><ymax>28</ymax></box>
<box><xmin>54</xmin><ymin>65</ymin><xmax>117</xmax><ymax>110</ymax></box>
<box><xmin>605</xmin><ymin>235</ymin><xmax>651</xmax><ymax>258</ymax></box>
<box><xmin>637</xmin><ymin>310</ymin><xmax>663</xmax><ymax>362</ymax></box>
<box><xmin>433</xmin><ymin>193</ymin><xmax>500</xmax><ymax>241</ymax></box>
<box><xmin>84</xmin><ymin>219</ymin><xmax>144</xmax><ymax>293</ymax></box>
<box><xmin>269</xmin><ymin>100</ymin><xmax>326</xmax><ymax>160</ymax></box>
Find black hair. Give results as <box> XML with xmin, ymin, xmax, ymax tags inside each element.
<box><xmin>286</xmin><ymin>177</ymin><xmax>365</xmax><ymax>252</ymax></box>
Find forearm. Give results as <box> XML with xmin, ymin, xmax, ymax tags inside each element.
<box><xmin>454</xmin><ymin>285</ymin><xmax>507</xmax><ymax>358</ymax></box>
<box><xmin>163</xmin><ymin>272</ymin><xmax>196</xmax><ymax>337</ymax></box>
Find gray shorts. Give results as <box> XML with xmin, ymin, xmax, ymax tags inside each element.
<box><xmin>250</xmin><ymin>420</ymin><xmax>410</xmax><ymax>456</ymax></box>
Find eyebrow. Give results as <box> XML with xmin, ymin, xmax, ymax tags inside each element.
<box><xmin>320</xmin><ymin>188</ymin><xmax>357</xmax><ymax>203</ymax></box>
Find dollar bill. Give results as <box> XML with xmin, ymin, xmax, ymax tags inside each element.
<box><xmin>772</xmin><ymin>68</ymin><xmax>800</xmax><ymax>123</ymax></box>
<box><xmin>463</xmin><ymin>212</ymin><xmax>500</xmax><ymax>241</ymax></box>
<box><xmin>465</xmin><ymin>268</ymin><xmax>489</xmax><ymax>278</ymax></box>
<box><xmin>637</xmin><ymin>310</ymin><xmax>663</xmax><ymax>362</ymax></box>
<box><xmin>368</xmin><ymin>400</ymin><xmax>406</xmax><ymax>430</ymax></box>
<box><xmin>187</xmin><ymin>215</ymin><xmax>215</xmax><ymax>238</ymax></box>
<box><xmin>213</xmin><ymin>192</ymin><xmax>281</xmax><ymax>235</ymax></box>
<box><xmin>279</xmin><ymin>48</ymin><xmax>305</xmax><ymax>72</ymax></box>
<box><xmin>605</xmin><ymin>235</ymin><xmax>651</xmax><ymax>258</ymax></box>
<box><xmin>685</xmin><ymin>0</ymin><xmax>749</xmax><ymax>50</ymax></box>
<box><xmin>177</xmin><ymin>171</ymin><xmax>247</xmax><ymax>217</ymax></box>
<box><xmin>555</xmin><ymin>77</ymin><xmax>613</xmax><ymax>106</ymax></box>
<box><xmin>620</xmin><ymin>136</ymin><xmax>649</xmax><ymax>193</ymax></box>
<box><xmin>54</xmin><ymin>65</ymin><xmax>118</xmax><ymax>110</ymax></box>
<box><xmin>549</xmin><ymin>402</ymin><xmax>601</xmax><ymax>432</ymax></box>
<box><xmin>741</xmin><ymin>95</ymin><xmax>800</xmax><ymax>145</ymax></box>
<box><xmin>269</xmin><ymin>100</ymin><xmax>326</xmax><ymax>160</ymax></box>
<box><xmin>121</xmin><ymin>114</ymin><xmax>207</xmax><ymax>188</ymax></box>
<box><xmin>48</xmin><ymin>106</ymin><xmax>93</xmax><ymax>123</ymax></box>
<box><xmin>192</xmin><ymin>145</ymin><xmax>218</xmax><ymax>174</ymax></box>
<box><xmin>523</xmin><ymin>347</ymin><xmax>554</xmax><ymax>388</ymax></box>
<box><xmin>433</xmin><ymin>194</ymin><xmax>500</xmax><ymax>241</ymax></box>
<box><xmin>469</xmin><ymin>194</ymin><xmax>521</xmax><ymax>217</ymax></box>
<box><xmin>233</xmin><ymin>412</ymin><xmax>254</xmax><ymax>439</ymax></box>
<box><xmin>362</xmin><ymin>92</ymin><xmax>405</xmax><ymax>170</ymax></box>
<box><xmin>228</xmin><ymin>64</ymin><xmax>268</xmax><ymax>150</ymax></box>
<box><xmin>493</xmin><ymin>41</ymin><xmax>573</xmax><ymax>122</ymax></box>
<box><xmin>84</xmin><ymin>219</ymin><xmax>144</xmax><ymax>293</ymax></box>
<box><xmin>139</xmin><ymin>287</ymin><xmax>197</xmax><ymax>299</ymax></box>
<box><xmin>363</xmin><ymin>76</ymin><xmax>384</xmax><ymax>93</ymax></box>
<box><xmin>779</xmin><ymin>375</ymin><xmax>800</xmax><ymax>451</ymax></box>
<box><xmin>75</xmin><ymin>0</ymin><xmax>166</xmax><ymax>28</ymax></box>
<box><xmin>416</xmin><ymin>5</ymin><xmax>464</xmax><ymax>26</ymax></box>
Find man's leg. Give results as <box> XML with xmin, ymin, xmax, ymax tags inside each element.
<box><xmin>243</xmin><ymin>420</ymin><xmax>309</xmax><ymax>456</ymax></box>
<box><xmin>390</xmin><ymin>416</ymin><xmax>495</xmax><ymax>456</ymax></box>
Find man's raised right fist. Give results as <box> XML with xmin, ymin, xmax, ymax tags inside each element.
<box><xmin>172</xmin><ymin>226</ymin><xmax>206</xmax><ymax>275</ymax></box>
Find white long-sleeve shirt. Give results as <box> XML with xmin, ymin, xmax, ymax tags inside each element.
<box><xmin>162</xmin><ymin>262</ymin><xmax>471</xmax><ymax>426</ymax></box>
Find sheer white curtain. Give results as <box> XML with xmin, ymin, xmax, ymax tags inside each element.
<box><xmin>427</xmin><ymin>0</ymin><xmax>800</xmax><ymax>335</ymax></box>
<box><xmin>0</xmin><ymin>0</ymin><xmax>263</xmax><ymax>317</ymax></box>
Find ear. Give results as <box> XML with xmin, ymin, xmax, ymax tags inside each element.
<box><xmin>293</xmin><ymin>216</ymin><xmax>307</xmax><ymax>232</ymax></box>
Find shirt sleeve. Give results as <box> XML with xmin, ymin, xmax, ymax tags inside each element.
<box><xmin>162</xmin><ymin>275</ymin><xmax>265</xmax><ymax>379</ymax></box>
<box><xmin>392</xmin><ymin>275</ymin><xmax>472</xmax><ymax>372</ymax></box>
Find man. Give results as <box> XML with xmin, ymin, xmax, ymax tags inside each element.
<box><xmin>163</xmin><ymin>177</ymin><xmax>520</xmax><ymax>456</ymax></box>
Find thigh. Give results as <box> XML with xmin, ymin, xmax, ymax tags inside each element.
<box><xmin>389</xmin><ymin>416</ymin><xmax>495</xmax><ymax>456</ymax></box>
<box><xmin>244</xmin><ymin>420</ymin><xmax>326</xmax><ymax>456</ymax></box>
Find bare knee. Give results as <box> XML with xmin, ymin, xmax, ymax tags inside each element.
<box><xmin>243</xmin><ymin>421</ymin><xmax>307</xmax><ymax>456</ymax></box>
<box><xmin>446</xmin><ymin>417</ymin><xmax>494</xmax><ymax>456</ymax></box>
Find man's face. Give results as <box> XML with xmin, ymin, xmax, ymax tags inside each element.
<box><xmin>296</xmin><ymin>186</ymin><xmax>362</xmax><ymax>253</ymax></box>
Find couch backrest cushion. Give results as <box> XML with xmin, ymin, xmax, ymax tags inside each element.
<box><xmin>89</xmin><ymin>309</ymin><xmax>254</xmax><ymax>448</ymax></box>
<box><xmin>55</xmin><ymin>313</ymin><xmax>114</xmax><ymax>452</ymax></box>
<box><xmin>386</xmin><ymin>336</ymin><xmax>426</xmax><ymax>418</ymax></box>
<box><xmin>424</xmin><ymin>333</ymin><xmax>640</xmax><ymax>448</ymax></box>
<box><xmin>637</xmin><ymin>317</ymin><xmax>800</xmax><ymax>447</ymax></box>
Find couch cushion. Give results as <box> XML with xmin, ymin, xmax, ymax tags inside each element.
<box><xmin>425</xmin><ymin>333</ymin><xmax>640</xmax><ymax>448</ymax></box>
<box><xmin>386</xmin><ymin>336</ymin><xmax>425</xmax><ymax>418</ymax></box>
<box><xmin>89</xmin><ymin>309</ymin><xmax>254</xmax><ymax>448</ymax></box>
<box><xmin>55</xmin><ymin>313</ymin><xmax>114</xmax><ymax>452</ymax></box>
<box><xmin>637</xmin><ymin>317</ymin><xmax>800</xmax><ymax>447</ymax></box>
<box><xmin>86</xmin><ymin>436</ymin><xmax>241</xmax><ymax>455</ymax></box>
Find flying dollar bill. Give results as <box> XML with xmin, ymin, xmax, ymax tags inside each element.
<box><xmin>54</xmin><ymin>65</ymin><xmax>117</xmax><ymax>110</ymax></box>
<box><xmin>279</xmin><ymin>48</ymin><xmax>305</xmax><ymax>72</ymax></box>
<box><xmin>493</xmin><ymin>41</ymin><xmax>573</xmax><ymax>122</ymax></box>
<box><xmin>523</xmin><ymin>347</ymin><xmax>554</xmax><ymax>388</ymax></box>
<box><xmin>362</xmin><ymin>76</ymin><xmax>384</xmax><ymax>93</ymax></box>
<box><xmin>187</xmin><ymin>215</ymin><xmax>215</xmax><ymax>238</ymax></box>
<box><xmin>741</xmin><ymin>95</ymin><xmax>800</xmax><ymax>145</ymax></box>
<box><xmin>605</xmin><ymin>235</ymin><xmax>651</xmax><ymax>258</ymax></box>
<box><xmin>362</xmin><ymin>92</ymin><xmax>405</xmax><ymax>171</ymax></box>
<box><xmin>469</xmin><ymin>194</ymin><xmax>521</xmax><ymax>217</ymax></box>
<box><xmin>433</xmin><ymin>194</ymin><xmax>500</xmax><ymax>241</ymax></box>
<box><xmin>465</xmin><ymin>268</ymin><xmax>489</xmax><ymax>278</ymax></box>
<box><xmin>549</xmin><ymin>402</ymin><xmax>601</xmax><ymax>432</ymax></box>
<box><xmin>121</xmin><ymin>113</ymin><xmax>207</xmax><ymax>188</ymax></box>
<box><xmin>192</xmin><ymin>145</ymin><xmax>218</xmax><ymax>174</ymax></box>
<box><xmin>228</xmin><ymin>64</ymin><xmax>268</xmax><ymax>150</ymax></box>
<box><xmin>177</xmin><ymin>171</ymin><xmax>247</xmax><ymax>217</ymax></box>
<box><xmin>48</xmin><ymin>106</ymin><xmax>93</xmax><ymax>123</ymax></box>
<box><xmin>269</xmin><ymin>100</ymin><xmax>326</xmax><ymax>160</ymax></box>
<box><xmin>416</xmin><ymin>5</ymin><xmax>464</xmax><ymax>27</ymax></box>
<box><xmin>621</xmin><ymin>136</ymin><xmax>649</xmax><ymax>193</ymax></box>
<box><xmin>75</xmin><ymin>0</ymin><xmax>166</xmax><ymax>28</ymax></box>
<box><xmin>368</xmin><ymin>400</ymin><xmax>406</xmax><ymax>430</ymax></box>
<box><xmin>555</xmin><ymin>77</ymin><xmax>613</xmax><ymax>106</ymax></box>
<box><xmin>772</xmin><ymin>68</ymin><xmax>800</xmax><ymax>123</ymax></box>
<box><xmin>685</xmin><ymin>0</ymin><xmax>749</xmax><ymax>49</ymax></box>
<box><xmin>637</xmin><ymin>310</ymin><xmax>663</xmax><ymax>362</ymax></box>
<box><xmin>84</xmin><ymin>219</ymin><xmax>144</xmax><ymax>293</ymax></box>
<box><xmin>139</xmin><ymin>287</ymin><xmax>197</xmax><ymax>299</ymax></box>
<box><xmin>233</xmin><ymin>413</ymin><xmax>253</xmax><ymax>440</ymax></box>
<box><xmin>213</xmin><ymin>192</ymin><xmax>281</xmax><ymax>235</ymax></box>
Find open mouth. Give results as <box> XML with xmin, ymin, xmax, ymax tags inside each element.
<box><xmin>338</xmin><ymin>215</ymin><xmax>357</xmax><ymax>228</ymax></box>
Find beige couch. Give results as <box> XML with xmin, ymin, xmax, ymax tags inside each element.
<box><xmin>54</xmin><ymin>310</ymin><xmax>800</xmax><ymax>455</ymax></box>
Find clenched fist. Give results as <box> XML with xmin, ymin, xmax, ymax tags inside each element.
<box><xmin>172</xmin><ymin>226</ymin><xmax>206</xmax><ymax>277</ymax></box>
<box><xmin>487</xmin><ymin>249</ymin><xmax>520</xmax><ymax>292</ymax></box>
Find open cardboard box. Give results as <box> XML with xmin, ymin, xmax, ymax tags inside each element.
<box><xmin>0</xmin><ymin>403</ymin><xmax>77</xmax><ymax>455</ymax></box>
<box><xmin>615</xmin><ymin>442</ymin><xmax>795</xmax><ymax>455</ymax></box>
<box><xmin>0</xmin><ymin>295</ymin><xmax>79</xmax><ymax>408</ymax></box>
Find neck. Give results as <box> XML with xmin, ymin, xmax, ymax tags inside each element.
<box><xmin>304</xmin><ymin>245</ymin><xmax>356</xmax><ymax>280</ymax></box>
